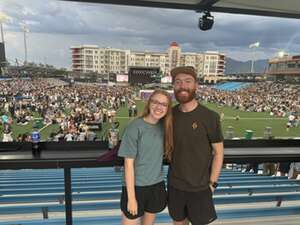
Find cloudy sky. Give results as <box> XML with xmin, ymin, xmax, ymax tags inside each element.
<box><xmin>1</xmin><ymin>0</ymin><xmax>300</xmax><ymax>69</ymax></box>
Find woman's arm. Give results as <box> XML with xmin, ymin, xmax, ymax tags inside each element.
<box><xmin>124</xmin><ymin>157</ymin><xmax>138</xmax><ymax>216</ymax></box>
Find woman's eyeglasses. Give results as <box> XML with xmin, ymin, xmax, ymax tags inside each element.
<box><xmin>150</xmin><ymin>99</ymin><xmax>169</xmax><ymax>108</ymax></box>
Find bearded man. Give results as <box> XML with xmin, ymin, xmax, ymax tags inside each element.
<box><xmin>167</xmin><ymin>66</ymin><xmax>224</xmax><ymax>225</ymax></box>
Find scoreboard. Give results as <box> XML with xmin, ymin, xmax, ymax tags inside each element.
<box><xmin>128</xmin><ymin>67</ymin><xmax>160</xmax><ymax>85</ymax></box>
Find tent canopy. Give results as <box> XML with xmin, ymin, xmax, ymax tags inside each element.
<box><xmin>64</xmin><ymin>0</ymin><xmax>300</xmax><ymax>19</ymax></box>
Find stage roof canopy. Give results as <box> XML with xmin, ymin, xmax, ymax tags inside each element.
<box><xmin>64</xmin><ymin>0</ymin><xmax>300</xmax><ymax>19</ymax></box>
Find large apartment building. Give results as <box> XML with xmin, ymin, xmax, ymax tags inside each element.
<box><xmin>267</xmin><ymin>53</ymin><xmax>300</xmax><ymax>81</ymax></box>
<box><xmin>129</xmin><ymin>51</ymin><xmax>168</xmax><ymax>74</ymax></box>
<box><xmin>71</xmin><ymin>45</ymin><xmax>130</xmax><ymax>74</ymax></box>
<box><xmin>71</xmin><ymin>42</ymin><xmax>225</xmax><ymax>83</ymax></box>
<box><xmin>203</xmin><ymin>51</ymin><xmax>226</xmax><ymax>83</ymax></box>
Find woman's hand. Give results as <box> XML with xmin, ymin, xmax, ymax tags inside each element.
<box><xmin>127</xmin><ymin>198</ymin><xmax>138</xmax><ymax>216</ymax></box>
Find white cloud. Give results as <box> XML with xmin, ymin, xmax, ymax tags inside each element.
<box><xmin>1</xmin><ymin>0</ymin><xmax>300</xmax><ymax>68</ymax></box>
<box><xmin>22</xmin><ymin>6</ymin><xmax>37</xmax><ymax>16</ymax></box>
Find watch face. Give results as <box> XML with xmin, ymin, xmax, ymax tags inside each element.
<box><xmin>211</xmin><ymin>182</ymin><xmax>218</xmax><ymax>188</ymax></box>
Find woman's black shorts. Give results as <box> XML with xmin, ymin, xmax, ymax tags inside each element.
<box><xmin>121</xmin><ymin>181</ymin><xmax>167</xmax><ymax>219</ymax></box>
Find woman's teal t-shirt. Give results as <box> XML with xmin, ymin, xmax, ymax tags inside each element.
<box><xmin>118</xmin><ymin>118</ymin><xmax>164</xmax><ymax>186</ymax></box>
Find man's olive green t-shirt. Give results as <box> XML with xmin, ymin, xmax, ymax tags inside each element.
<box><xmin>118</xmin><ymin>118</ymin><xmax>164</xmax><ymax>186</ymax></box>
<box><xmin>168</xmin><ymin>104</ymin><xmax>223</xmax><ymax>192</ymax></box>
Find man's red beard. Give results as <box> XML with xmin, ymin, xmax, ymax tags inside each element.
<box><xmin>174</xmin><ymin>88</ymin><xmax>196</xmax><ymax>104</ymax></box>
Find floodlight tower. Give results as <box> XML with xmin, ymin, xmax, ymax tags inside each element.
<box><xmin>21</xmin><ymin>23</ymin><xmax>29</xmax><ymax>65</ymax></box>
<box><xmin>0</xmin><ymin>12</ymin><xmax>10</xmax><ymax>44</ymax></box>
<box><xmin>249</xmin><ymin>42</ymin><xmax>260</xmax><ymax>73</ymax></box>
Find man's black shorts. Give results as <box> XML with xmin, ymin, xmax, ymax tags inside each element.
<box><xmin>168</xmin><ymin>185</ymin><xmax>217</xmax><ymax>225</ymax></box>
<box><xmin>121</xmin><ymin>181</ymin><xmax>167</xmax><ymax>219</ymax></box>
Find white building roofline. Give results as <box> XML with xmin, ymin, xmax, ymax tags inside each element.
<box><xmin>70</xmin><ymin>45</ymin><xmax>99</xmax><ymax>49</ymax></box>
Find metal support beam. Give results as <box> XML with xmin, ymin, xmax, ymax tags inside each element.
<box><xmin>64</xmin><ymin>168</ymin><xmax>73</xmax><ymax>225</ymax></box>
<box><xmin>61</xmin><ymin>0</ymin><xmax>300</xmax><ymax>19</ymax></box>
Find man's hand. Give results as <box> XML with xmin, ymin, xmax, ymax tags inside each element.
<box><xmin>209</xmin><ymin>184</ymin><xmax>215</xmax><ymax>193</ymax></box>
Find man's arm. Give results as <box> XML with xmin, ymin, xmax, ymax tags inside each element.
<box><xmin>210</xmin><ymin>142</ymin><xmax>224</xmax><ymax>191</ymax></box>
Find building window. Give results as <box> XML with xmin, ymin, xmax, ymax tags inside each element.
<box><xmin>287</xmin><ymin>63</ymin><xmax>296</xmax><ymax>69</ymax></box>
<box><xmin>277</xmin><ymin>63</ymin><xmax>286</xmax><ymax>70</ymax></box>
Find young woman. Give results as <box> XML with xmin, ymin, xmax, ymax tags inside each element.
<box><xmin>118</xmin><ymin>90</ymin><xmax>173</xmax><ymax>225</ymax></box>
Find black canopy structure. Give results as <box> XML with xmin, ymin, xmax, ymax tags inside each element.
<box><xmin>63</xmin><ymin>0</ymin><xmax>300</xmax><ymax>19</ymax></box>
<box><xmin>1</xmin><ymin>140</ymin><xmax>300</xmax><ymax>170</ymax></box>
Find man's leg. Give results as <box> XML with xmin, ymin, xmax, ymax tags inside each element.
<box><xmin>173</xmin><ymin>218</ymin><xmax>189</xmax><ymax>225</ymax></box>
<box><xmin>186</xmin><ymin>188</ymin><xmax>217</xmax><ymax>225</ymax></box>
<box><xmin>168</xmin><ymin>186</ymin><xmax>188</xmax><ymax>224</ymax></box>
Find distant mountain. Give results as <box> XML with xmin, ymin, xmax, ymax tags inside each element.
<box><xmin>225</xmin><ymin>58</ymin><xmax>268</xmax><ymax>74</ymax></box>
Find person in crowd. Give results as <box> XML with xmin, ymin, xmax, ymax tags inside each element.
<box><xmin>2</xmin><ymin>123</ymin><xmax>13</xmax><ymax>142</ymax></box>
<box><xmin>245</xmin><ymin>163</ymin><xmax>259</xmax><ymax>174</ymax></box>
<box><xmin>0</xmin><ymin>78</ymin><xmax>134</xmax><ymax>141</ymax></box>
<box><xmin>289</xmin><ymin>162</ymin><xmax>300</xmax><ymax>179</ymax></box>
<box><xmin>263</xmin><ymin>163</ymin><xmax>276</xmax><ymax>176</ymax></box>
<box><xmin>277</xmin><ymin>162</ymin><xmax>291</xmax><ymax>177</ymax></box>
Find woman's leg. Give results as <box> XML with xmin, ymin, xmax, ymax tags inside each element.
<box><xmin>121</xmin><ymin>212</ymin><xmax>139</xmax><ymax>225</ymax></box>
<box><xmin>141</xmin><ymin>212</ymin><xmax>156</xmax><ymax>225</ymax></box>
<box><xmin>173</xmin><ymin>219</ymin><xmax>190</xmax><ymax>225</ymax></box>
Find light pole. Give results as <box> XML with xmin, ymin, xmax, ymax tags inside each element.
<box><xmin>249</xmin><ymin>42</ymin><xmax>260</xmax><ymax>73</ymax></box>
<box><xmin>21</xmin><ymin>23</ymin><xmax>29</xmax><ymax>65</ymax></box>
<box><xmin>0</xmin><ymin>22</ymin><xmax>3</xmax><ymax>44</ymax></box>
<box><xmin>0</xmin><ymin>12</ymin><xmax>9</xmax><ymax>44</ymax></box>
<box><xmin>277</xmin><ymin>50</ymin><xmax>285</xmax><ymax>58</ymax></box>
<box><xmin>0</xmin><ymin>12</ymin><xmax>10</xmax><ymax>75</ymax></box>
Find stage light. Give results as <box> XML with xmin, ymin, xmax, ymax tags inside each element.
<box><xmin>198</xmin><ymin>11</ymin><xmax>214</xmax><ymax>31</ymax></box>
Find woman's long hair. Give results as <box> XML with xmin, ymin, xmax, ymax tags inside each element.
<box><xmin>140</xmin><ymin>89</ymin><xmax>173</xmax><ymax>162</ymax></box>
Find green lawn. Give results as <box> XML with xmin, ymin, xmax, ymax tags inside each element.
<box><xmin>0</xmin><ymin>100</ymin><xmax>299</xmax><ymax>140</ymax></box>
<box><xmin>115</xmin><ymin>100</ymin><xmax>299</xmax><ymax>139</ymax></box>
<box><xmin>203</xmin><ymin>102</ymin><xmax>299</xmax><ymax>138</ymax></box>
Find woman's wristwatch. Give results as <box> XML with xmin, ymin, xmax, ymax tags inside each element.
<box><xmin>210</xmin><ymin>181</ymin><xmax>219</xmax><ymax>189</ymax></box>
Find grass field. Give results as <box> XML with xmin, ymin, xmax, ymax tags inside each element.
<box><xmin>0</xmin><ymin>100</ymin><xmax>299</xmax><ymax>141</ymax></box>
<box><xmin>115</xmin><ymin>100</ymin><xmax>299</xmax><ymax>139</ymax></box>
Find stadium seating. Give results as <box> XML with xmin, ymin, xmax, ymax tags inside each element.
<box><xmin>1</xmin><ymin>167</ymin><xmax>300</xmax><ymax>224</ymax></box>
<box><xmin>213</xmin><ymin>82</ymin><xmax>250</xmax><ymax>91</ymax></box>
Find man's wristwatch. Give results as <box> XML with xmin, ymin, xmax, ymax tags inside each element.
<box><xmin>210</xmin><ymin>181</ymin><xmax>219</xmax><ymax>189</ymax></box>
